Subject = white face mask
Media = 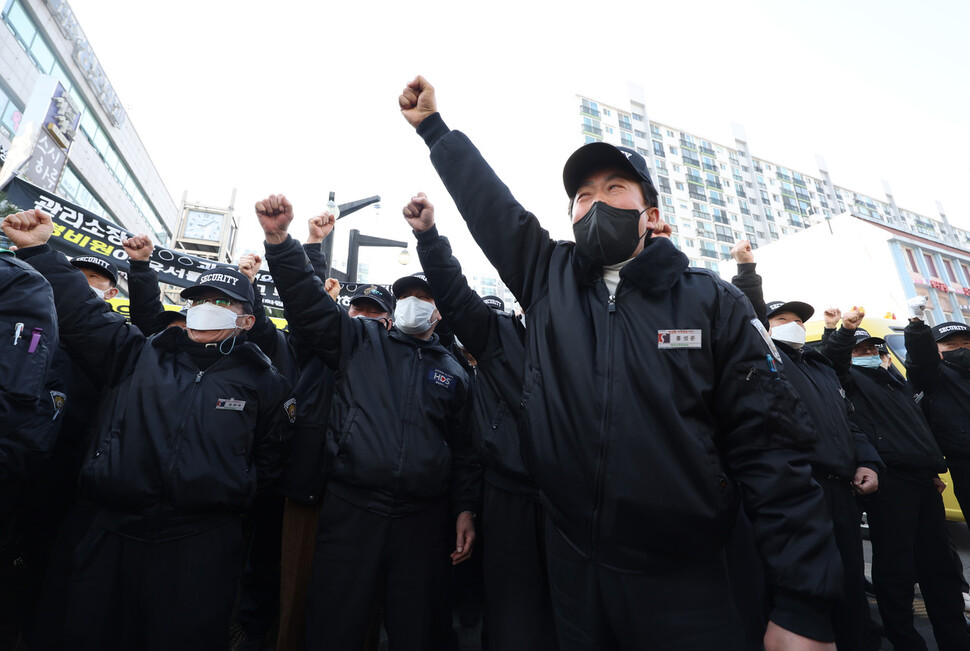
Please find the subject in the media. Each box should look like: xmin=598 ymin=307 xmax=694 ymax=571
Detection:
xmin=394 ymin=296 xmax=437 ymax=335
xmin=90 ymin=285 xmax=106 ymax=300
xmin=186 ymin=303 xmax=240 ymax=331
xmin=770 ymin=320 xmax=806 ymax=349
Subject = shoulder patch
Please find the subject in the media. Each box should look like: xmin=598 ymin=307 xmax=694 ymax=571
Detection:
xmin=50 ymin=390 xmax=67 ymax=420
xmin=284 ymin=398 xmax=297 ymax=423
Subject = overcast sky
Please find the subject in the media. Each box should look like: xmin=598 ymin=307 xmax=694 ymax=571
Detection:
xmin=66 ymin=0 xmax=970 ymax=283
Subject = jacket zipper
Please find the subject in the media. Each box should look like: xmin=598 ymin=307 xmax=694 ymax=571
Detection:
xmin=589 ymin=289 xmax=617 ymax=555
xmin=164 ymin=359 xmax=225 ymax=496
xmin=393 ymin=347 xmax=422 ymax=505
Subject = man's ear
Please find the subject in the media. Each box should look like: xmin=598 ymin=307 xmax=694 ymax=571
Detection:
xmin=237 ymin=314 xmax=257 ymax=331
xmin=104 ymin=287 xmax=119 ymax=300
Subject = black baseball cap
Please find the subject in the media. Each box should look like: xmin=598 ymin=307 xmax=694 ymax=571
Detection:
xmin=71 ymin=255 xmax=118 ymax=284
xmin=181 ymin=268 xmax=255 ymax=305
xmin=350 ymin=284 xmax=394 ymax=314
xmin=766 ymin=300 xmax=815 ymax=323
xmin=481 ymin=295 xmax=505 ymax=312
xmin=932 ymin=321 xmax=970 ymax=342
xmin=853 ymin=328 xmax=885 ymax=347
xmin=157 ymin=306 xmax=188 ymax=327
xmin=392 ymin=273 xmax=433 ymax=300
xmin=562 ymin=142 xmax=656 ymax=199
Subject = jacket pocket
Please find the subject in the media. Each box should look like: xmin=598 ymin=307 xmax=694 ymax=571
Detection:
xmin=743 ymin=367 xmax=815 ymax=450
xmin=336 ymin=407 xmax=360 ymax=454
xmin=0 ymin=317 xmax=51 ymax=401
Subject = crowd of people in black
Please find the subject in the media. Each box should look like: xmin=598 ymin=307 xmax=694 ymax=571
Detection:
xmin=3 ymin=75 xmax=970 ymax=651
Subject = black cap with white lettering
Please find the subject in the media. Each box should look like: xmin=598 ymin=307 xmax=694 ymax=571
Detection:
xmin=562 ymin=142 xmax=656 ymax=199
xmin=766 ymin=300 xmax=815 ymax=323
xmin=180 ymin=268 xmax=255 ymax=305
xmin=71 ymin=255 xmax=118 ymax=285
xmin=853 ymin=328 xmax=886 ymax=347
xmin=481 ymin=295 xmax=506 ymax=312
xmin=350 ymin=284 xmax=395 ymax=315
xmin=932 ymin=321 xmax=970 ymax=342
xmin=392 ymin=273 xmax=434 ymax=300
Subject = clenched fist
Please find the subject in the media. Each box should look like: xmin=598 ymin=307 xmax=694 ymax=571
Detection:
xmin=307 ymin=212 xmax=335 ymax=244
xmin=399 ymin=76 xmax=437 ymax=129
xmin=2 ymin=209 xmax=54 ymax=249
xmin=255 ymin=194 xmax=294 ymax=245
xmin=731 ymin=240 xmax=754 ymax=264
xmin=238 ymin=253 xmax=262 ymax=282
xmin=403 ymin=193 xmax=435 ymax=233
xmin=122 ymin=234 xmax=154 ymax=262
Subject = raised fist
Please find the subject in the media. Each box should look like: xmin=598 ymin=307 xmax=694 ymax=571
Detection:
xmin=238 ymin=252 xmax=262 ymax=282
xmin=255 ymin=194 xmax=294 ymax=245
xmin=842 ymin=308 xmax=864 ymax=330
xmin=122 ymin=234 xmax=154 ymax=262
xmin=907 ymin=296 xmax=927 ymax=322
xmin=403 ymin=193 xmax=435 ymax=233
xmin=324 ymin=277 xmax=341 ymax=301
xmin=823 ymin=307 xmax=841 ymax=329
xmin=307 ymin=212 xmax=335 ymax=244
xmin=731 ymin=240 xmax=754 ymax=264
xmin=1 ymin=209 xmax=54 ymax=249
xmin=399 ymin=76 xmax=437 ymax=129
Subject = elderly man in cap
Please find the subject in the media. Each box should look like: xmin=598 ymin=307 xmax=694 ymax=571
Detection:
xmin=823 ymin=308 xmax=970 ymax=650
xmin=256 ymin=194 xmax=480 ymax=651
xmin=730 ymin=241 xmax=882 ymax=650
xmin=905 ymin=298 xmax=970 ymax=528
xmin=400 ymin=75 xmax=843 ymax=650
xmin=70 ymin=253 xmax=119 ymax=301
xmin=2 ymin=208 xmax=293 ymax=651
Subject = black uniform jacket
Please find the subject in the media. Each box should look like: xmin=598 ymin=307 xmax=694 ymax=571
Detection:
xmin=415 ymin=226 xmax=536 ymax=499
xmin=731 ymin=263 xmax=883 ymax=477
xmin=0 ymin=251 xmax=59 ymax=484
xmin=823 ymin=325 xmax=945 ymax=476
xmin=416 ymin=113 xmax=843 ymax=630
xmin=18 ymin=245 xmax=293 ymax=535
xmin=905 ymin=320 xmax=970 ymax=460
xmin=265 ymin=235 xmax=481 ymax=517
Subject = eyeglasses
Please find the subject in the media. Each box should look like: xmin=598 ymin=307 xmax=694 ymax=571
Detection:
xmin=188 ymin=297 xmax=235 ymax=308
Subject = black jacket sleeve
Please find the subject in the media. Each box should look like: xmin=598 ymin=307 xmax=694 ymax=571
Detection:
xmin=17 ymin=245 xmax=145 ymax=388
xmin=713 ymin=291 xmax=842 ymax=640
xmin=252 ymin=372 xmax=295 ymax=491
xmin=415 ymin=225 xmax=497 ymax=361
xmin=850 ymin=417 xmax=884 ymax=472
xmin=730 ymin=262 xmax=767 ymax=326
xmin=448 ymin=390 xmax=483 ymax=517
xmin=246 ymin=278 xmax=281 ymax=360
xmin=903 ymin=320 xmax=941 ymax=395
xmin=264 ymin=235 xmax=360 ymax=369
xmin=303 ymin=242 xmax=330 ymax=284
xmin=418 ymin=112 xmax=556 ymax=311
xmin=821 ymin=326 xmax=857 ymax=390
xmin=126 ymin=259 xmax=165 ymax=336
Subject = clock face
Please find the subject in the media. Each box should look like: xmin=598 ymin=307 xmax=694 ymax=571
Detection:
xmin=183 ymin=210 xmax=224 ymax=242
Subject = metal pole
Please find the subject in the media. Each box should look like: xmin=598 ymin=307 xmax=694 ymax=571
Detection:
xmin=347 ymin=229 xmax=360 ymax=283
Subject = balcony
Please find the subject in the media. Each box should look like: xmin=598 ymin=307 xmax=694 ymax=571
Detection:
xmin=713 ymin=214 xmax=730 ymax=225
xmin=683 ymin=157 xmax=702 ymax=168
xmin=619 ymin=121 xmax=633 ymax=132
xmin=716 ymin=233 xmax=734 ymax=243
xmin=582 ymin=125 xmax=603 ymax=136
xmin=703 ymin=163 xmax=718 ymax=172
xmin=699 ymin=248 xmax=719 ymax=259
xmin=679 ymin=138 xmax=697 ymax=150
xmin=692 ymin=210 xmax=711 ymax=220
xmin=705 ymin=179 xmax=722 ymax=190
xmin=580 ymin=106 xmax=600 ymax=118
xmin=699 ymin=146 xmax=716 ymax=157
xmin=740 ymin=206 xmax=750 ymax=216
xmin=710 ymin=198 xmax=726 ymax=207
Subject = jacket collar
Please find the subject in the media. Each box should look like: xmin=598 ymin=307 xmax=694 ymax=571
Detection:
xmin=152 ymin=326 xmax=272 ymax=370
xmin=574 ymin=236 xmax=689 ymax=295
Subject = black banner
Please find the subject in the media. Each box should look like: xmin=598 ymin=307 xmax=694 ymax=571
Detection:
xmin=3 ymin=176 xmax=296 ymax=306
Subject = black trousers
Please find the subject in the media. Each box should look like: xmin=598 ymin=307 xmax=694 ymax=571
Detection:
xmin=815 ymin=475 xmax=872 ymax=651
xmin=544 ymin=518 xmax=744 ymax=651
xmin=36 ymin=508 xmax=243 ymax=651
xmin=304 ymin=493 xmax=451 ymax=651
xmin=864 ymin=471 xmax=970 ymax=651
xmin=481 ymin=484 xmax=558 ymax=651
xmin=237 ymin=491 xmax=285 ymax=639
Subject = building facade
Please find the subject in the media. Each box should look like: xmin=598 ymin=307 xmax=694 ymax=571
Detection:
xmin=0 ymin=0 xmax=176 ymax=245
xmin=576 ymin=86 xmax=968 ymax=278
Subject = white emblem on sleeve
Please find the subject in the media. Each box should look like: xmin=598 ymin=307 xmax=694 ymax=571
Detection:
xmin=750 ymin=319 xmax=781 ymax=361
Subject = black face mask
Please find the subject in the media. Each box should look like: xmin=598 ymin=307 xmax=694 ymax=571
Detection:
xmin=942 ymin=348 xmax=970 ymax=369
xmin=572 ymin=201 xmax=648 ymax=266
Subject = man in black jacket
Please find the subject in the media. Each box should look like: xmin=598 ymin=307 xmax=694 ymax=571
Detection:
xmin=400 ymin=75 xmax=842 ymax=650
xmin=256 ymin=194 xmax=481 ymax=651
xmin=905 ymin=297 xmax=970 ymax=530
xmin=730 ymin=241 xmax=882 ymax=650
xmin=405 ymin=192 xmax=557 ymax=650
xmin=822 ymin=308 xmax=970 ymax=650
xmin=3 ymin=208 xmax=293 ymax=651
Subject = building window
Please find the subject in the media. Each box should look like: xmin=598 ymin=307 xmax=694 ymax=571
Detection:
xmin=903 ymin=248 xmax=919 ymax=274
xmin=603 ymin=108 xmax=611 ymax=116
xmin=924 ymin=253 xmax=940 ymax=278
xmin=943 ymin=259 xmax=959 ymax=283
xmin=632 ymin=113 xmax=644 ymax=122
